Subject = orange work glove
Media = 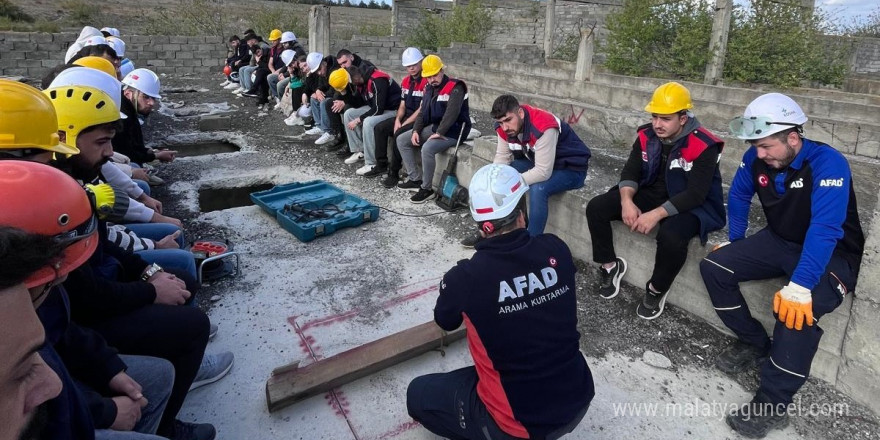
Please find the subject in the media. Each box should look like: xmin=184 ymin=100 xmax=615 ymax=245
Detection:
xmin=773 ymin=282 xmax=813 ymax=330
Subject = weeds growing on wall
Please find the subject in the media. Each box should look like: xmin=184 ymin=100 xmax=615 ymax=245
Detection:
xmin=843 ymin=6 xmax=880 ymax=38
xmin=249 ymin=5 xmax=307 ymax=40
xmin=0 ymin=0 xmax=31 ymax=22
xmin=603 ymin=0 xmax=851 ymax=87
xmin=603 ymin=0 xmax=713 ymax=81
xmin=404 ymin=0 xmax=494 ymax=51
xmin=0 ymin=0 xmax=57 ymax=32
xmin=551 ymin=32 xmax=580 ymax=62
xmin=60 ymin=0 xmax=98 ymax=26
xmin=335 ymin=21 xmax=392 ymax=41
xmin=144 ymin=0 xmax=234 ymax=42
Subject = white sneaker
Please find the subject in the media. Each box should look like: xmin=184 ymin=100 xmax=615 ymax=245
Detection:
xmin=355 ymin=164 xmax=374 ymax=175
xmin=284 ymin=115 xmax=305 ymax=126
xmin=315 ymin=132 xmax=334 ymax=145
xmin=223 ymin=82 xmax=240 ymax=90
xmin=344 ymin=152 xmax=364 ymax=164
xmin=232 ymin=87 xmax=244 ymax=95
xmin=220 ymin=80 xmax=230 ymax=87
xmin=304 ymin=126 xmax=323 ymax=136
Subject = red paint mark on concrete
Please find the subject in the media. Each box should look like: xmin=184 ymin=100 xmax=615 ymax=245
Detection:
xmin=567 ymin=104 xmax=585 ymax=125
xmin=368 ymin=420 xmax=422 ymax=440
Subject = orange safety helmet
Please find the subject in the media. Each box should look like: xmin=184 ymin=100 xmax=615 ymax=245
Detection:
xmin=223 ymin=65 xmax=232 ymax=76
xmin=0 ymin=161 xmax=99 ymax=288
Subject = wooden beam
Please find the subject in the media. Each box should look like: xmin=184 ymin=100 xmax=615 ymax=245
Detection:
xmin=266 ymin=321 xmax=466 ymax=412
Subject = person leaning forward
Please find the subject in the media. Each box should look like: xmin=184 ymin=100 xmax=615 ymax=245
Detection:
xmin=585 ymin=81 xmax=725 ymax=320
xmin=700 ymin=93 xmax=864 ymax=439
xmin=406 ymin=164 xmax=594 ymax=440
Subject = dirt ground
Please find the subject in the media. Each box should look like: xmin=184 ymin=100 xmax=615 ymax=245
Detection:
xmin=139 ymin=74 xmax=880 ymax=440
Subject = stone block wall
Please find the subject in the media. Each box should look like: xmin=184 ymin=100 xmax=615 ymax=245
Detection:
xmin=851 ymin=37 xmax=880 ymax=76
xmin=0 ymin=31 xmax=228 ymax=79
xmin=551 ymin=0 xmax=621 ymax=57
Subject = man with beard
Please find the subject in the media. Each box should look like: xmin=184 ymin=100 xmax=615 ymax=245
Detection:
xmin=585 ymin=82 xmax=724 ymax=320
xmin=112 ymin=68 xmax=175 ymax=167
xmin=700 ymin=93 xmax=864 ymax=438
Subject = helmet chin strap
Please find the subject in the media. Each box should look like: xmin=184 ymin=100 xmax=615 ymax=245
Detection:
xmin=479 ymin=209 xmax=522 ymax=236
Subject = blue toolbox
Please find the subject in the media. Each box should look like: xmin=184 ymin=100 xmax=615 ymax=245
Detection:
xmin=250 ymin=180 xmax=380 ymax=242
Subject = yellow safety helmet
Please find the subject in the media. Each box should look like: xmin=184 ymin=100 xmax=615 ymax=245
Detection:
xmin=44 ymin=85 xmax=121 ymax=149
xmin=421 ymin=54 xmax=444 ymax=77
xmin=329 ymin=68 xmax=350 ymax=92
xmin=0 ymin=79 xmax=79 ymax=156
xmin=644 ymin=82 xmax=693 ymax=114
xmin=73 ymin=56 xmax=119 ymax=79
xmin=269 ymin=29 xmax=282 ymax=41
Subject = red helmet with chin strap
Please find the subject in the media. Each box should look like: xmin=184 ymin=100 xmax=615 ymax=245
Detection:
xmin=0 ymin=161 xmax=98 ymax=288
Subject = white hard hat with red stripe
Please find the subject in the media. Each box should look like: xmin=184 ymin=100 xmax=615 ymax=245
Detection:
xmin=469 ymin=164 xmax=529 ymax=224
xmin=122 ymin=68 xmax=162 ymax=100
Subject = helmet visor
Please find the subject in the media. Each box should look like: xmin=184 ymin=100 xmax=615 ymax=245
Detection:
xmin=54 ymin=212 xmax=98 ymax=248
xmin=729 ymin=116 xmax=799 ymax=140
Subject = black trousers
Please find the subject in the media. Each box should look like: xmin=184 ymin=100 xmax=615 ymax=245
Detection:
xmin=252 ymin=66 xmax=271 ymax=103
xmin=90 ymin=304 xmax=210 ymax=437
xmin=372 ymin=118 xmax=412 ymax=171
xmin=585 ymin=187 xmax=701 ymax=292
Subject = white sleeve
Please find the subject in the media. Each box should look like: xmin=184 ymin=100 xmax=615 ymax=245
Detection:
xmin=101 ymin=162 xmax=144 ymax=199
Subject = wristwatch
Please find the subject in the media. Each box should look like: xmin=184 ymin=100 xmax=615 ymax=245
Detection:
xmin=141 ymin=263 xmax=163 ymax=281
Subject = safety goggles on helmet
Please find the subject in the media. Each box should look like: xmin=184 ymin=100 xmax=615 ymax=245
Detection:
xmin=729 ymin=116 xmax=801 ymax=140
xmin=53 ymin=211 xmax=99 ymax=249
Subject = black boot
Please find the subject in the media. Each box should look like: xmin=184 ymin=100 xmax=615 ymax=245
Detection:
xmin=726 ymin=393 xmax=789 ymax=438
xmin=715 ymin=340 xmax=769 ymax=374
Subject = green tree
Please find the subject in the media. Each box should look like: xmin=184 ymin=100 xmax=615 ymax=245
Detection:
xmin=602 ymin=0 xmax=713 ymax=81
xmin=724 ymin=0 xmax=850 ymax=87
xmin=405 ymin=0 xmax=494 ymax=51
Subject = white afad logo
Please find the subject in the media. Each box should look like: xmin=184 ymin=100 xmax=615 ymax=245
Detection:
xmin=498 ymin=267 xmax=558 ymax=302
xmin=820 ymin=178 xmax=844 ymax=187
xmin=790 ymin=178 xmax=804 ymax=189
xmin=668 ymin=158 xmax=693 ymax=171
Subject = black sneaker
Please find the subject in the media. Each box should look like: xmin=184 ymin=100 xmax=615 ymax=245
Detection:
xmin=636 ymin=283 xmax=670 ymax=320
xmin=242 ymin=92 xmax=258 ymax=98
xmin=335 ymin=147 xmax=352 ymax=157
xmin=461 ymin=232 xmax=483 ymax=248
xmin=410 ymin=188 xmax=435 ymax=204
xmin=596 ymin=257 xmax=627 ymax=299
xmin=381 ymin=173 xmax=400 ymax=188
xmin=726 ymin=394 xmax=790 ymax=439
xmin=397 ymin=179 xmax=422 ymax=191
xmin=172 ymin=420 xmax=216 ymax=440
xmin=363 ymin=165 xmax=387 ymax=178
xmin=716 ymin=340 xmax=769 ymax=375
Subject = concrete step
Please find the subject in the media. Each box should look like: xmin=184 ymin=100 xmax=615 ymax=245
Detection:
xmin=447 ymin=64 xmax=880 ymax=160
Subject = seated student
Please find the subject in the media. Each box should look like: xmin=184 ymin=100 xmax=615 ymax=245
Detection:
xmin=269 ymin=31 xmax=304 ymax=105
xmin=64 ymin=26 xmax=103 ymax=63
xmin=373 ymin=47 xmax=426 ymax=186
xmin=0 ymin=161 xmax=176 ymax=440
xmin=69 ymin=36 xmax=120 ymax=70
xmin=246 ymin=29 xmax=283 ymax=107
xmin=340 ymin=64 xmax=401 ymax=176
xmin=325 ymin=67 xmax=367 ymax=157
xmin=304 ymin=53 xmax=339 ymax=146
xmin=407 ymin=164 xmax=594 ymax=440
xmin=221 ymin=35 xmax=249 ymax=89
xmin=585 ymin=82 xmax=724 ymax=320
xmin=282 ymin=53 xmax=311 ymax=126
xmin=397 ymin=55 xmax=470 ymax=204
xmin=233 ymin=33 xmax=265 ymax=96
xmin=487 ymin=95 xmax=591 ymax=238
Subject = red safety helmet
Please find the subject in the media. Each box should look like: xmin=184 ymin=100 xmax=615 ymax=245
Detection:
xmin=223 ymin=65 xmax=232 ymax=76
xmin=0 ymin=161 xmax=99 ymax=288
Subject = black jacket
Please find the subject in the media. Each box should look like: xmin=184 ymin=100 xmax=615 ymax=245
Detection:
xmin=112 ymin=97 xmax=155 ymax=165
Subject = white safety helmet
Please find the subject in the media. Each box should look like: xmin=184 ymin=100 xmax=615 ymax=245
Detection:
xmin=297 ymin=104 xmax=311 ymax=118
xmin=468 ymin=164 xmax=528 ymax=233
xmin=101 ymin=27 xmax=121 ymax=37
xmin=306 ymin=52 xmax=323 ymax=74
xmin=83 ymin=35 xmax=107 ymax=47
xmin=280 ymin=49 xmax=296 ymax=67
xmin=106 ymin=36 xmax=125 ymax=57
xmin=401 ymin=47 xmax=424 ymax=67
xmin=78 ymin=26 xmax=102 ymax=41
xmin=119 ymin=58 xmax=135 ymax=78
xmin=49 ymin=67 xmax=126 ymax=119
xmin=730 ymin=93 xmax=808 ymax=140
xmin=122 ymin=68 xmax=162 ymax=100
xmin=281 ymin=31 xmax=296 ymax=43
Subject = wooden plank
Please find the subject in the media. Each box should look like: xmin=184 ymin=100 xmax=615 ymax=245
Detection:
xmin=266 ymin=321 xmax=466 ymax=412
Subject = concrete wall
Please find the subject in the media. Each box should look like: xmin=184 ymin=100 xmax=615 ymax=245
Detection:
xmin=550 ymin=0 xmax=621 ymax=57
xmin=851 ymin=37 xmax=880 ymax=76
xmin=0 ymin=31 xmax=227 ymax=78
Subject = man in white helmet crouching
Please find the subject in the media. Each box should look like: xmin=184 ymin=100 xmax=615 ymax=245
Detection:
xmin=406 ymin=163 xmax=594 ymax=440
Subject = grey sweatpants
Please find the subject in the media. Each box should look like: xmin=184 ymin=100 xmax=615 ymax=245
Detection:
xmin=398 ymin=126 xmax=457 ymax=189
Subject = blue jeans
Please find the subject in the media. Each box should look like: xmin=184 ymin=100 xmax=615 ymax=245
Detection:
xmin=92 ymin=354 xmax=173 ymax=439
xmin=268 ymin=73 xmax=281 ymax=99
xmin=511 ymin=159 xmax=587 ymax=236
xmin=124 ymin=223 xmax=198 ymax=291
xmin=310 ymin=97 xmax=330 ymax=132
xmin=238 ymin=65 xmax=257 ymax=90
xmin=133 ymin=179 xmax=151 ymax=196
